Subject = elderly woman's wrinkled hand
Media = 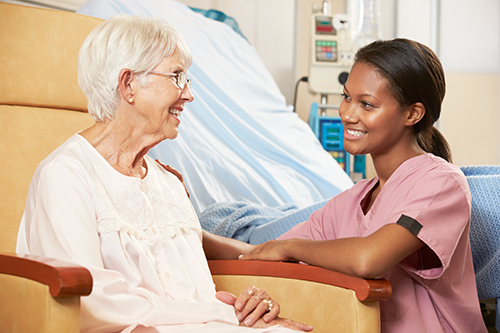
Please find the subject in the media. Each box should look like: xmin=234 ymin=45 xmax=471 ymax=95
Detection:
xmin=155 ymin=159 xmax=190 ymax=198
xmin=216 ymin=286 xmax=313 ymax=331
xmin=216 ymin=286 xmax=281 ymax=326
xmin=216 ymin=287 xmax=313 ymax=331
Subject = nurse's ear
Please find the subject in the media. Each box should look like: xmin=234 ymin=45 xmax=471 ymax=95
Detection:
xmin=405 ymin=102 xmax=425 ymax=127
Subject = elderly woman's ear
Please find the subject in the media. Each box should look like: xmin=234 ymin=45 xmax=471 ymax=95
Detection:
xmin=118 ymin=68 xmax=135 ymax=104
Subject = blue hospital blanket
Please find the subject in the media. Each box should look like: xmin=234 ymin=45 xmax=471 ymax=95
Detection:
xmin=199 ymin=200 xmax=328 ymax=244
xmin=77 ymin=0 xmax=353 ymax=216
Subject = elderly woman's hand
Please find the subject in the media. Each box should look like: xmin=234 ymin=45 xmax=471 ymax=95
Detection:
xmin=216 ymin=286 xmax=278 ymax=326
xmin=155 ymin=159 xmax=190 ymax=198
xmin=216 ymin=288 xmax=313 ymax=331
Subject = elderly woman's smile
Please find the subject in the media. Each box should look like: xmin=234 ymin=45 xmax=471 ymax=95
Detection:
xmin=169 ymin=108 xmax=182 ymax=117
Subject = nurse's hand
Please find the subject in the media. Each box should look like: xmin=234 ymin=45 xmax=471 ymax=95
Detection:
xmin=155 ymin=159 xmax=190 ymax=198
xmin=238 ymin=239 xmax=297 ymax=262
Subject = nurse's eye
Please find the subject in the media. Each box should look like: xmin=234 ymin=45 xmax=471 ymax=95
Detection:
xmin=361 ymin=101 xmax=374 ymax=108
xmin=341 ymin=92 xmax=351 ymax=101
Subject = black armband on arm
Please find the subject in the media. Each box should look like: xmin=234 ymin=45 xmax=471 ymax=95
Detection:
xmin=397 ymin=214 xmax=423 ymax=236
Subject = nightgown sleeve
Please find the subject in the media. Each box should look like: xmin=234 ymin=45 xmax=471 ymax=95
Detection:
xmin=18 ymin=159 xmax=238 ymax=332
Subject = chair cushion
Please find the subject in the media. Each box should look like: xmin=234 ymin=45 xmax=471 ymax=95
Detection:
xmin=0 ymin=105 xmax=94 ymax=252
xmin=0 ymin=3 xmax=102 ymax=110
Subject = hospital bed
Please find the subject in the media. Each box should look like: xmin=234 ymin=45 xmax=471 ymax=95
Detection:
xmin=0 ymin=1 xmax=391 ymax=332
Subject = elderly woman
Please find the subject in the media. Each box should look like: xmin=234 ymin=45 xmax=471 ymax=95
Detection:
xmin=16 ymin=14 xmax=311 ymax=333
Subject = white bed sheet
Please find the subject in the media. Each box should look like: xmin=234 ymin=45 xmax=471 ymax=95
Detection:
xmin=77 ymin=0 xmax=353 ymax=215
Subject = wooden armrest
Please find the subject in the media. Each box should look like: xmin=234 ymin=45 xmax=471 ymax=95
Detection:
xmin=208 ymin=260 xmax=391 ymax=302
xmin=0 ymin=252 xmax=92 ymax=297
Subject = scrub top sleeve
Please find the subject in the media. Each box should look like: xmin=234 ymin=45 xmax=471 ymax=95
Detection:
xmin=396 ymin=172 xmax=471 ymax=278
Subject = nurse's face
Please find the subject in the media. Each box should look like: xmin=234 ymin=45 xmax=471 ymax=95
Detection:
xmin=338 ymin=62 xmax=411 ymax=159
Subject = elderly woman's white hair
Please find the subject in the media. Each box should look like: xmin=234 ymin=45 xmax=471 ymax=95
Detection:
xmin=78 ymin=14 xmax=193 ymax=122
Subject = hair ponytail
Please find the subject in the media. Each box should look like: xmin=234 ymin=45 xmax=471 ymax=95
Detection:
xmin=417 ymin=127 xmax=452 ymax=163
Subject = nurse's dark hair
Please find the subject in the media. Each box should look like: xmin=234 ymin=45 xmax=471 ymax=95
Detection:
xmin=354 ymin=38 xmax=452 ymax=163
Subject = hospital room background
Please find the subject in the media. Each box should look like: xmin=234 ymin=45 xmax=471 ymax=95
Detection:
xmin=5 ymin=0 xmax=499 ymax=171
xmin=3 ymin=0 xmax=499 ymax=245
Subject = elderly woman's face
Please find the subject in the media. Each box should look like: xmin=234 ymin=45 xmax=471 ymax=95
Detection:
xmin=133 ymin=49 xmax=194 ymax=141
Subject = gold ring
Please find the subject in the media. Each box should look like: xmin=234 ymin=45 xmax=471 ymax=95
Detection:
xmin=263 ymin=299 xmax=273 ymax=312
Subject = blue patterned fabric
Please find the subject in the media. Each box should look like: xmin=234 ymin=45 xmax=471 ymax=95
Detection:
xmin=461 ymin=166 xmax=500 ymax=299
xmin=460 ymin=165 xmax=500 ymax=332
xmin=248 ymin=200 xmax=328 ymax=244
xmin=199 ymin=200 xmax=328 ymax=244
xmin=199 ymin=202 xmax=299 ymax=243
xmin=461 ymin=165 xmax=500 ymax=177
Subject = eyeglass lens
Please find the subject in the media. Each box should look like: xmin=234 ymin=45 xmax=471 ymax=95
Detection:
xmin=176 ymin=72 xmax=192 ymax=89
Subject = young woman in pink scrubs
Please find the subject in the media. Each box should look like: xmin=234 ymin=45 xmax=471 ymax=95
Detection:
xmin=240 ymin=39 xmax=487 ymax=332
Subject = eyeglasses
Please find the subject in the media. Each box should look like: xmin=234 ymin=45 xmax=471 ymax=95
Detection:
xmin=147 ymin=71 xmax=192 ymax=90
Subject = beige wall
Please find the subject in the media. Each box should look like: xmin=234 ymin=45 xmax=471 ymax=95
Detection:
xmin=441 ymin=73 xmax=500 ymax=166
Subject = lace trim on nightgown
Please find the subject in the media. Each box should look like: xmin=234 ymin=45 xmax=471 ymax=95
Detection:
xmin=88 ymin=164 xmax=201 ymax=241
xmin=96 ymin=217 xmax=201 ymax=241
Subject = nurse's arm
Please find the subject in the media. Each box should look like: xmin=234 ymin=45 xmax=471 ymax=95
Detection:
xmin=202 ymin=230 xmax=255 ymax=260
xmin=240 ymin=223 xmax=424 ymax=279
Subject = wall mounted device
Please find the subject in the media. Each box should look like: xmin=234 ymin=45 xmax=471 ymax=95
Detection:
xmin=308 ymin=103 xmax=365 ymax=181
xmin=308 ymin=13 xmax=353 ymax=95
xmin=305 ymin=1 xmax=368 ymax=182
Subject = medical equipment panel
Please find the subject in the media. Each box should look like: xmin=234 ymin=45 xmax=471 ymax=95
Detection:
xmin=309 ymin=13 xmax=352 ymax=95
xmin=309 ymin=103 xmax=365 ymax=181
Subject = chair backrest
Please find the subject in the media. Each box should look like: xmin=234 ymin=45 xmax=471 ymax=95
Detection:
xmin=0 ymin=3 xmax=102 ymax=252
xmin=461 ymin=165 xmax=500 ymax=300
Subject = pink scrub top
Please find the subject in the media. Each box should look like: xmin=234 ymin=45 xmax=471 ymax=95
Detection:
xmin=278 ymin=154 xmax=487 ymax=333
